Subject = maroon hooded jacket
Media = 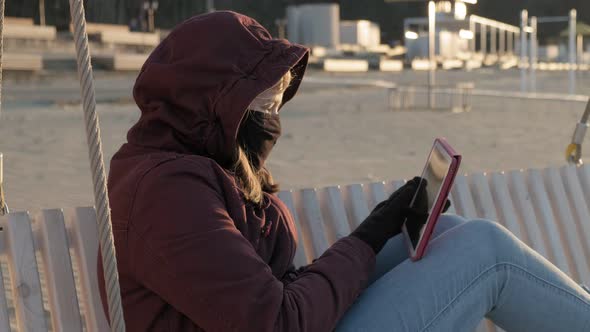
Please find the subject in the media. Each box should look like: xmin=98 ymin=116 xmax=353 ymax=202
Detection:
xmin=99 ymin=11 xmax=376 ymax=331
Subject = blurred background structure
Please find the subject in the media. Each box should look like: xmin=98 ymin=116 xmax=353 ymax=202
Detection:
xmin=0 ymin=0 xmax=589 ymax=211
xmin=3 ymin=1 xmax=590 ymax=84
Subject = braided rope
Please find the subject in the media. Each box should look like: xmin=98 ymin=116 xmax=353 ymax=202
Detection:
xmin=68 ymin=1 xmax=125 ymax=330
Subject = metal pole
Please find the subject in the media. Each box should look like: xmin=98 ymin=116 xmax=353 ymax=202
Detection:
xmin=499 ymin=28 xmax=505 ymax=56
xmin=206 ymin=0 xmax=215 ymax=13
xmin=428 ymin=1 xmax=436 ymax=109
xmin=490 ymin=26 xmax=497 ymax=56
xmin=275 ymin=19 xmax=286 ymax=39
xmin=577 ymin=34 xmax=583 ymax=66
xmin=569 ymin=9 xmax=577 ymax=95
xmin=530 ymin=16 xmax=537 ymax=92
xmin=481 ymin=24 xmax=487 ymax=55
xmin=0 ymin=153 xmax=7 ymax=216
xmin=520 ymin=10 xmax=528 ymax=93
xmin=469 ymin=18 xmax=476 ymax=53
xmin=148 ymin=8 xmax=154 ymax=32
xmin=39 ymin=0 xmax=46 ymax=26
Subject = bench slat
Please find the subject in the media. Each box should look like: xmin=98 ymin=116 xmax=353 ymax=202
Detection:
xmin=70 ymin=208 xmax=110 ymax=332
xmin=578 ymin=164 xmax=590 ymax=203
xmin=385 ymin=179 xmax=405 ymax=196
xmin=544 ymin=167 xmax=590 ymax=283
xmin=343 ymin=184 xmax=370 ymax=228
xmin=561 ymin=166 xmax=590 ymax=263
xmin=278 ymin=191 xmax=309 ymax=267
xmin=508 ymin=170 xmax=549 ymax=260
xmin=451 ymin=175 xmax=477 ymax=219
xmin=5 ymin=212 xmax=48 ymax=332
xmin=299 ymin=189 xmax=330 ymax=258
xmin=367 ymin=182 xmax=386 ymax=210
xmin=470 ymin=173 xmax=498 ymax=221
xmin=527 ymin=169 xmax=573 ymax=277
xmin=39 ymin=209 xmax=83 ymax=331
xmin=0 ymin=217 xmax=12 ymax=332
xmin=468 ymin=175 xmax=507 ymax=332
xmin=489 ymin=172 xmax=524 ymax=239
xmin=319 ymin=186 xmax=352 ymax=243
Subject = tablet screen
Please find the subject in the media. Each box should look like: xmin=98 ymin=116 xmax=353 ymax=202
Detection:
xmin=406 ymin=143 xmax=452 ymax=249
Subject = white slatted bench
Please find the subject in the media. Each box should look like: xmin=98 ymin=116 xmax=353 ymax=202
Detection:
xmin=1 ymin=164 xmax=589 ymax=331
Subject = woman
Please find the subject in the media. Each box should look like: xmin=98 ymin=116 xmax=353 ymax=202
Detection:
xmin=99 ymin=11 xmax=590 ymax=331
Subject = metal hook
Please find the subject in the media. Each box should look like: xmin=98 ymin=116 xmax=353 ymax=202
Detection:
xmin=0 ymin=153 xmax=8 ymax=216
xmin=566 ymin=99 xmax=590 ymax=166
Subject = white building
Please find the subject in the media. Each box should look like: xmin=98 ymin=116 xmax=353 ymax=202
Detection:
xmin=340 ymin=20 xmax=381 ymax=48
xmin=287 ymin=3 xmax=340 ymax=48
xmin=286 ymin=2 xmax=381 ymax=50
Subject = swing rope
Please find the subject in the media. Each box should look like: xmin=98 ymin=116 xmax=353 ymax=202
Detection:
xmin=68 ymin=0 xmax=125 ymax=330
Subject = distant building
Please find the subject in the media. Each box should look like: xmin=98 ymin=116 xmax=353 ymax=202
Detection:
xmin=340 ymin=20 xmax=381 ymax=48
xmin=286 ymin=2 xmax=381 ymax=50
xmin=403 ymin=1 xmax=519 ymax=62
xmin=287 ymin=2 xmax=340 ymax=48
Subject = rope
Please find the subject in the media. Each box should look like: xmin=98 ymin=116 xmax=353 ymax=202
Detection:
xmin=0 ymin=0 xmax=7 ymax=217
xmin=68 ymin=1 xmax=125 ymax=330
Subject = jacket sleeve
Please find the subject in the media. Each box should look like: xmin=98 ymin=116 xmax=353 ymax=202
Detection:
xmin=129 ymin=158 xmax=376 ymax=332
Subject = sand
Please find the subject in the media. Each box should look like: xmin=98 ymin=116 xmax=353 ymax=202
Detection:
xmin=0 ymin=69 xmax=588 ymax=211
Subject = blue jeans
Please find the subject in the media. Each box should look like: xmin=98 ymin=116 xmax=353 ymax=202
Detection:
xmin=336 ymin=215 xmax=590 ymax=332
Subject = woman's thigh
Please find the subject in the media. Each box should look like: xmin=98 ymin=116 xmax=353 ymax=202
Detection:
xmin=336 ymin=219 xmax=590 ymax=332
xmin=370 ymin=214 xmax=467 ymax=284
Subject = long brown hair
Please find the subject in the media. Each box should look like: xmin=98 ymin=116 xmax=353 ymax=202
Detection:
xmin=233 ymin=146 xmax=279 ymax=204
xmin=233 ymin=72 xmax=292 ymax=205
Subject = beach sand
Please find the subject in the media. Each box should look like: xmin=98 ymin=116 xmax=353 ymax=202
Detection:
xmin=0 ymin=69 xmax=588 ymax=211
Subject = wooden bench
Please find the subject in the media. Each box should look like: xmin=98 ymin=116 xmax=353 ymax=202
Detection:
xmin=92 ymin=53 xmax=149 ymax=71
xmin=5 ymin=17 xmax=34 ymax=26
xmin=3 ymin=53 xmax=43 ymax=72
xmin=93 ymin=31 xmax=160 ymax=50
xmin=4 ymin=24 xmax=56 ymax=42
xmin=69 ymin=22 xmax=129 ymax=35
xmin=1 ymin=164 xmax=589 ymax=331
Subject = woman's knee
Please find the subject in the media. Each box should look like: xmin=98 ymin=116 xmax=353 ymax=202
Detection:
xmin=432 ymin=214 xmax=467 ymax=238
xmin=438 ymin=214 xmax=467 ymax=229
xmin=455 ymin=219 xmax=524 ymax=263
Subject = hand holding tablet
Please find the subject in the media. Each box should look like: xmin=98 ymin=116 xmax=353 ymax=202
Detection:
xmin=402 ymin=138 xmax=462 ymax=261
xmin=350 ymin=138 xmax=460 ymax=259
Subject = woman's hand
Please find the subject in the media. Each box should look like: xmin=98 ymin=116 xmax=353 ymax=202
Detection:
xmin=351 ymin=177 xmax=425 ymax=254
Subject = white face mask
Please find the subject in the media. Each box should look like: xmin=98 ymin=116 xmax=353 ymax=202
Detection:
xmin=248 ymin=72 xmax=291 ymax=115
xmin=248 ymin=87 xmax=284 ymax=115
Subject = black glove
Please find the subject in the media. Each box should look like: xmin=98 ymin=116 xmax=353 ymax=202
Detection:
xmin=403 ymin=180 xmax=452 ymax=241
xmin=351 ymin=177 xmax=424 ymax=254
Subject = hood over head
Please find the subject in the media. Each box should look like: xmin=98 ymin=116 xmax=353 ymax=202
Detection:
xmin=128 ymin=11 xmax=309 ymax=167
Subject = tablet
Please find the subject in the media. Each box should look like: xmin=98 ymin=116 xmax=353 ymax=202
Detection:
xmin=402 ymin=138 xmax=461 ymax=261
